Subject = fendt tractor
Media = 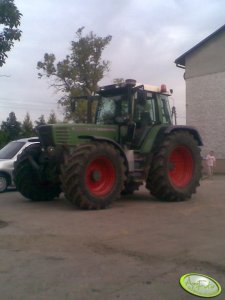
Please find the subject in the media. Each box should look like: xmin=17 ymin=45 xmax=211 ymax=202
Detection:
xmin=14 ymin=79 xmax=203 ymax=209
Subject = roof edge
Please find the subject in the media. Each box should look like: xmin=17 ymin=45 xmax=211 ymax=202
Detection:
xmin=175 ymin=24 xmax=225 ymax=68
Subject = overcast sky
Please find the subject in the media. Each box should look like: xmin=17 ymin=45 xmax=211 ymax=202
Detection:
xmin=1 ymin=0 xmax=225 ymax=124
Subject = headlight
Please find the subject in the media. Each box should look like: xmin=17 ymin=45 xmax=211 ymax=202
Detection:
xmin=47 ymin=146 xmax=55 ymax=155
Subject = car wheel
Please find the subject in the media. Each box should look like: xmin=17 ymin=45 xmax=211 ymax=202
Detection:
xmin=0 ymin=174 xmax=8 ymax=193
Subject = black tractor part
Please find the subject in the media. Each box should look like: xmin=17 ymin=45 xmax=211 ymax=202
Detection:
xmin=121 ymin=180 xmax=142 ymax=195
xmin=14 ymin=144 xmax=61 ymax=201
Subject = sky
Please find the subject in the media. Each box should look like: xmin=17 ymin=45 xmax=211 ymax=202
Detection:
xmin=1 ymin=0 xmax=225 ymax=125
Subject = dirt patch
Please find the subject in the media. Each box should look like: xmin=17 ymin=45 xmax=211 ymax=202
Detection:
xmin=0 ymin=220 xmax=8 ymax=228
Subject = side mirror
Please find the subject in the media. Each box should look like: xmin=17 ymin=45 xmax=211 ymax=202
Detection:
xmin=137 ymin=90 xmax=147 ymax=105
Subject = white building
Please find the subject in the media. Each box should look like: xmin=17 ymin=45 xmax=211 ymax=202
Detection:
xmin=175 ymin=24 xmax=225 ymax=173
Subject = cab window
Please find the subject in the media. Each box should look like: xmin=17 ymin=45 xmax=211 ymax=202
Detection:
xmin=134 ymin=92 xmax=157 ymax=126
xmin=160 ymin=96 xmax=172 ymax=124
xmin=96 ymin=95 xmax=129 ymax=124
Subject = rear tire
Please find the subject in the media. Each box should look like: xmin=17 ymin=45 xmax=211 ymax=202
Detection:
xmin=60 ymin=143 xmax=126 ymax=209
xmin=146 ymin=131 xmax=202 ymax=201
xmin=14 ymin=144 xmax=61 ymax=201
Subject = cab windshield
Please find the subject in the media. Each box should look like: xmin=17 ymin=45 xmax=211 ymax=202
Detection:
xmin=96 ymin=95 xmax=128 ymax=124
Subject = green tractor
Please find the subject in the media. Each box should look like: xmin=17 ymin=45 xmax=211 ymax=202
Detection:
xmin=14 ymin=79 xmax=202 ymax=209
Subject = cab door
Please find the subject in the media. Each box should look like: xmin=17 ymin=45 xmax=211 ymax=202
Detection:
xmin=132 ymin=91 xmax=158 ymax=148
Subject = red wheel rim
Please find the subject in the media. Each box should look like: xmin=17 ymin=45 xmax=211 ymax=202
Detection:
xmin=169 ymin=146 xmax=194 ymax=188
xmin=85 ymin=156 xmax=116 ymax=196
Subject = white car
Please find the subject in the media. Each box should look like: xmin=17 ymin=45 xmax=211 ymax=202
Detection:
xmin=0 ymin=137 xmax=40 ymax=192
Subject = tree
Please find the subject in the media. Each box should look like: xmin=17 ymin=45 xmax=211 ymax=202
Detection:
xmin=21 ymin=112 xmax=34 ymax=137
xmin=0 ymin=129 xmax=8 ymax=148
xmin=47 ymin=111 xmax=57 ymax=124
xmin=0 ymin=0 xmax=22 ymax=67
xmin=35 ymin=115 xmax=46 ymax=127
xmin=1 ymin=111 xmax=21 ymax=141
xmin=37 ymin=27 xmax=112 ymax=122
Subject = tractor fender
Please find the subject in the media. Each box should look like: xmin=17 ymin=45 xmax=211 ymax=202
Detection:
xmin=141 ymin=125 xmax=203 ymax=155
xmin=78 ymin=135 xmax=129 ymax=171
xmin=164 ymin=125 xmax=203 ymax=146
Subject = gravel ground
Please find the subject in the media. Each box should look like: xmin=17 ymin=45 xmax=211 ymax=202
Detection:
xmin=0 ymin=176 xmax=224 ymax=299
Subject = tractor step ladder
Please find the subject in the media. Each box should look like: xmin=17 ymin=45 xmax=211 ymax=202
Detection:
xmin=131 ymin=151 xmax=146 ymax=180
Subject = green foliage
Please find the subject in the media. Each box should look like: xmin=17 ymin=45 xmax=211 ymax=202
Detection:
xmin=0 ymin=112 xmax=63 ymax=148
xmin=0 ymin=0 xmax=22 ymax=66
xmin=0 ymin=129 xmax=8 ymax=148
xmin=37 ymin=27 xmax=112 ymax=122
xmin=1 ymin=111 xmax=21 ymax=142
xmin=35 ymin=115 xmax=46 ymax=127
xmin=47 ymin=111 xmax=57 ymax=124
xmin=21 ymin=112 xmax=35 ymax=137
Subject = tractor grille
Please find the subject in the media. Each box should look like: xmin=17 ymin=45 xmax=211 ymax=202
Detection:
xmin=55 ymin=127 xmax=70 ymax=144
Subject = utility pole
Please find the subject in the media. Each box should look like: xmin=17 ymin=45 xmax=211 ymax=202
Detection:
xmin=172 ymin=106 xmax=177 ymax=125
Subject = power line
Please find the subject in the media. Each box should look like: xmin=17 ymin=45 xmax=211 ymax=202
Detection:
xmin=0 ymin=103 xmax=57 ymax=109
xmin=0 ymin=98 xmax=58 ymax=107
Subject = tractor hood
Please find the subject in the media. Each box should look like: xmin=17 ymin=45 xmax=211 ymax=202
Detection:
xmin=38 ymin=123 xmax=118 ymax=147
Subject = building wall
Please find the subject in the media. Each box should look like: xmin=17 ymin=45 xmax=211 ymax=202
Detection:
xmin=186 ymin=71 xmax=225 ymax=173
xmin=185 ymin=32 xmax=225 ymax=79
xmin=184 ymin=30 xmax=225 ymax=172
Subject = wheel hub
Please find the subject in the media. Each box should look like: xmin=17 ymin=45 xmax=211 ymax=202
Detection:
xmin=91 ymin=170 xmax=102 ymax=182
xmin=85 ymin=156 xmax=116 ymax=196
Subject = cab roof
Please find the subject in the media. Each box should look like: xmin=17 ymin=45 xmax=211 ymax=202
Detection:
xmin=99 ymin=80 xmax=171 ymax=96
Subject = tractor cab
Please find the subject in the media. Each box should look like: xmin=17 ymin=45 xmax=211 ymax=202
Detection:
xmin=95 ymin=79 xmax=172 ymax=148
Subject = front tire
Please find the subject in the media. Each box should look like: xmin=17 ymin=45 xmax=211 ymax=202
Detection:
xmin=14 ymin=144 xmax=61 ymax=201
xmin=60 ymin=143 xmax=126 ymax=209
xmin=146 ymin=131 xmax=202 ymax=201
